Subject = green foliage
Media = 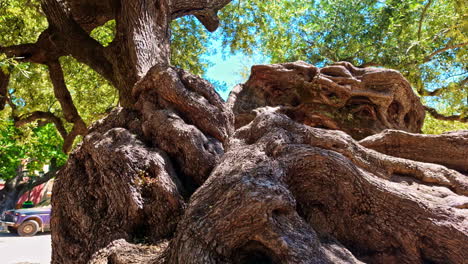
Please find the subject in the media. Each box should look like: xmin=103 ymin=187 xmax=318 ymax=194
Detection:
xmin=171 ymin=17 xmax=211 ymax=75
xmin=422 ymin=108 xmax=468 ymax=134
xmin=90 ymin=20 xmax=116 ymax=47
xmin=0 ymin=0 xmax=47 ymax=45
xmin=0 ymin=119 xmax=66 ymax=180
xmin=0 ymin=0 xmax=119 ymax=127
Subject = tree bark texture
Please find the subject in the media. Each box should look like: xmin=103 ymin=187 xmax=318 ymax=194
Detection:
xmin=0 ymin=71 xmax=9 ymax=111
xmin=166 ymin=111 xmax=467 ymax=264
xmin=52 ymin=67 xmax=233 ymax=263
xmin=227 ymin=61 xmax=426 ymax=140
xmin=13 ymin=0 xmax=462 ymax=263
xmin=52 ymin=60 xmax=467 ymax=263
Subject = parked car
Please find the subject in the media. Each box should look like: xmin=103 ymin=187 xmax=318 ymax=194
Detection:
xmin=0 ymin=207 xmax=51 ymax=236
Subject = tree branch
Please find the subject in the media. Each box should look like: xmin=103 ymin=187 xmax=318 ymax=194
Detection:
xmin=62 ymin=123 xmax=86 ymax=153
xmin=47 ymin=60 xmax=82 ymax=123
xmin=424 ymin=106 xmax=467 ymax=122
xmin=40 ymin=0 xmax=115 ymax=83
xmin=44 ymin=0 xmax=115 ymax=33
xmin=416 ymin=77 xmax=467 ymax=97
xmin=0 ymin=70 xmax=9 ymax=110
xmin=0 ymin=29 xmax=62 ymax=64
xmin=47 ymin=60 xmax=87 ymax=152
xmin=170 ymin=0 xmax=233 ymax=32
xmin=424 ymin=42 xmax=468 ymax=62
xmin=0 ymin=44 xmax=40 ymax=62
xmin=418 ymin=0 xmax=433 ymax=41
xmin=14 ymin=111 xmax=68 ymax=139
xmin=12 ymin=109 xmax=80 ymax=153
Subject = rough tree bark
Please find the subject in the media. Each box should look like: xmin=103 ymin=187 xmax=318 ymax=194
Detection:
xmin=227 ymin=61 xmax=426 ymax=140
xmin=166 ymin=110 xmax=467 ymax=264
xmin=53 ymin=67 xmax=467 ymax=262
xmin=360 ymin=129 xmax=468 ymax=173
xmin=0 ymin=70 xmax=9 ymax=111
xmin=1 ymin=0 xmax=466 ymax=264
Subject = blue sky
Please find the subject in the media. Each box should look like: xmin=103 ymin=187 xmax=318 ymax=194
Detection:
xmin=201 ymin=39 xmax=269 ymax=100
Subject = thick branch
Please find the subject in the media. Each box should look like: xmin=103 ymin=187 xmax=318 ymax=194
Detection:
xmin=0 ymin=70 xmax=9 ymax=110
xmin=1 ymin=30 xmax=114 ymax=84
xmin=62 ymin=122 xmax=86 ymax=153
xmin=117 ymin=0 xmax=171 ymax=77
xmin=360 ymin=130 xmax=468 ymax=173
xmin=43 ymin=0 xmax=233 ymax=33
xmin=15 ymin=111 xmax=67 ymax=139
xmin=47 ymin=60 xmax=87 ymax=152
xmin=53 ymin=0 xmax=115 ymax=33
xmin=170 ymin=0 xmax=232 ymax=17
xmin=170 ymin=0 xmax=232 ymax=31
xmin=0 ymin=43 xmax=50 ymax=64
xmin=424 ymin=42 xmax=468 ymax=62
xmin=108 ymin=0 xmax=173 ymax=107
xmin=0 ymin=43 xmax=37 ymax=61
xmin=41 ymin=0 xmax=115 ymax=83
xmin=47 ymin=61 xmax=83 ymax=124
xmin=417 ymin=77 xmax=467 ymax=97
xmin=41 ymin=0 xmax=74 ymax=33
xmin=424 ymin=105 xmax=467 ymax=122
xmin=0 ymin=29 xmax=64 ymax=64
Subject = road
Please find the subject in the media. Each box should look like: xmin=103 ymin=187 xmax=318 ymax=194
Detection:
xmin=0 ymin=232 xmax=51 ymax=264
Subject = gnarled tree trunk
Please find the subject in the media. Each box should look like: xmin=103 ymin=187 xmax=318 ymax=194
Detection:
xmin=52 ymin=60 xmax=468 ymax=264
xmin=5 ymin=0 xmax=462 ymax=263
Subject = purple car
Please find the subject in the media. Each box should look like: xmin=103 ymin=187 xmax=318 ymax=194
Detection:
xmin=0 ymin=207 xmax=51 ymax=236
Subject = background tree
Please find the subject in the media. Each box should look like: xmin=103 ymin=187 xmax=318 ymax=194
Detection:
xmin=0 ymin=116 xmax=66 ymax=213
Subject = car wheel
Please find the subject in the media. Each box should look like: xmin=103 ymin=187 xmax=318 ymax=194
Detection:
xmin=7 ymin=226 xmax=17 ymax=234
xmin=18 ymin=220 xmax=39 ymax=237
